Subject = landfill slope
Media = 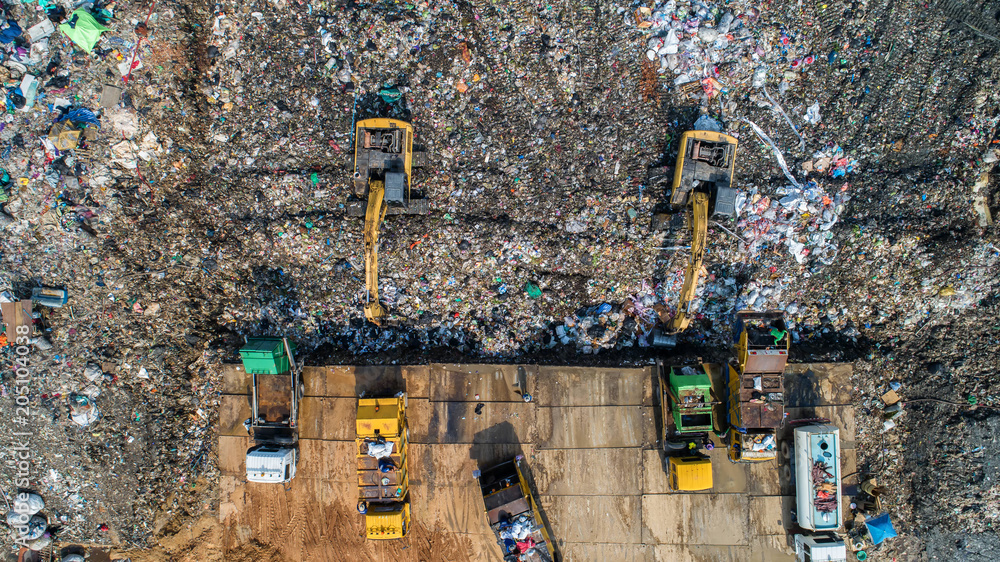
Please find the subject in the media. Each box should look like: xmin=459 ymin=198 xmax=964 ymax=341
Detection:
xmin=0 ymin=0 xmax=998 ymax=559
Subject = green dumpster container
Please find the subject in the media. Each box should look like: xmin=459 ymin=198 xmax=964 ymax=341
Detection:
xmin=669 ymin=366 xmax=714 ymax=433
xmin=239 ymin=338 xmax=296 ymax=374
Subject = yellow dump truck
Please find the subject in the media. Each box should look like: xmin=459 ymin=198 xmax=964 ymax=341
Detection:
xmin=726 ymin=311 xmax=789 ymax=462
xmin=476 ymin=456 xmax=555 ymax=562
xmin=356 ymin=394 xmax=410 ymax=539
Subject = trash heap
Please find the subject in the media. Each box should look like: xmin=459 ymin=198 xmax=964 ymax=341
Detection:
xmin=635 ymin=0 xmax=756 ymax=97
xmin=736 ymin=176 xmax=851 ymax=266
xmin=0 ymin=0 xmax=217 ymax=549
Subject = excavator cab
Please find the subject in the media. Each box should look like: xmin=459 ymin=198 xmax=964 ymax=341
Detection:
xmin=350 ymin=119 xmax=428 ymax=215
xmin=668 ymin=130 xmax=738 ymax=217
xmin=349 ymin=118 xmax=429 ymax=325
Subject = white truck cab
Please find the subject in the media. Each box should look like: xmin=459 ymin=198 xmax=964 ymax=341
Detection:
xmin=246 ymin=446 xmax=298 ymax=483
xmin=794 ymin=533 xmax=848 ymax=562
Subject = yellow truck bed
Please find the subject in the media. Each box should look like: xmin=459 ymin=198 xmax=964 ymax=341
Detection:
xmin=356 ymin=395 xmax=410 ymax=539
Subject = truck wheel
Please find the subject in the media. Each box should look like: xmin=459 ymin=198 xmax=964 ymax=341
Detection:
xmin=664 ymin=439 xmax=687 ymax=452
xmin=780 ymin=440 xmax=791 ymax=460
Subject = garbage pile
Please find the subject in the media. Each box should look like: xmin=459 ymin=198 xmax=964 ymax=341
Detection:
xmin=0 ymin=0 xmax=218 ymax=549
xmin=736 ymin=176 xmax=851 ymax=266
xmin=635 ymin=0 xmax=754 ymax=97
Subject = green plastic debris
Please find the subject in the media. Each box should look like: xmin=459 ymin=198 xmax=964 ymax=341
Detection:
xmin=524 ymin=283 xmax=542 ymax=299
xmin=379 ymin=86 xmax=402 ymax=104
xmin=968 ymin=395 xmax=979 ymax=405
xmin=310 ymin=172 xmax=319 ymax=186
xmin=770 ymin=328 xmax=788 ymax=344
xmin=59 ymin=9 xmax=109 ymax=53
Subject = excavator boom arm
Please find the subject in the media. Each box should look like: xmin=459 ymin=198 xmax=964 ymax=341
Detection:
xmin=669 ymin=191 xmax=709 ymax=332
xmin=363 ymin=180 xmax=388 ymax=325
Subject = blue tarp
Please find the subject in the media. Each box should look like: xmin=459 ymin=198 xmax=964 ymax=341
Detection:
xmin=57 ymin=107 xmax=101 ymax=128
xmin=866 ymin=513 xmax=897 ymax=545
xmin=0 ymin=19 xmax=22 ymax=44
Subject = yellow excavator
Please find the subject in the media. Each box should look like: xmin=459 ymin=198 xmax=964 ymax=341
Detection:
xmin=654 ymin=129 xmax=738 ymax=340
xmin=349 ymin=118 xmax=428 ymax=325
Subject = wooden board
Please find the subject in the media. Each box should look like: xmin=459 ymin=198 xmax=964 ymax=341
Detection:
xmin=784 ymin=363 xmax=854 ymax=407
xmin=218 ymin=435 xmax=250 ymax=476
xmin=305 ymin=365 xmax=406 ymax=397
xmin=746 ymin=457 xmax=783 ymax=496
xmin=412 ymin=479 xmax=491 ymax=535
xmin=533 ymin=366 xmax=651 ymax=406
xmin=403 ymin=365 xmax=430 ymax=399
xmin=841 ymin=447 xmax=859 ymax=489
xmin=651 ymin=545 xmax=752 ymax=562
xmin=298 ymin=397 xmax=359 ymax=441
xmin=563 ymin=543 xmax=652 ymax=562
xmin=298 ymin=440 xmax=357 ymax=483
xmin=408 ymin=398 xmax=536 ymax=444
xmin=429 ymin=364 xmax=529 ymax=402
xmin=219 ymin=394 xmax=251 ymax=437
xmin=535 ymin=406 xmax=655 ymax=449
xmin=221 ymin=364 xmax=406 ymax=398
xmin=408 ymin=443 xmax=528 ymax=488
xmin=531 ymin=448 xmax=642 ymax=496
xmin=747 ymin=535 xmax=796 ymax=561
xmin=641 ymin=494 xmax=749 ymax=545
xmin=539 ymin=494 xmax=641 ymax=544
xmin=0 ymin=300 xmax=33 ymax=340
xmin=221 ymin=363 xmax=247 ymax=395
xmin=747 ymin=495 xmax=794 ymax=537
xmin=651 ymin=541 xmax=795 ymax=562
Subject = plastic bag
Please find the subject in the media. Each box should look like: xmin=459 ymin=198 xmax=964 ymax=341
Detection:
xmin=804 ymin=102 xmax=822 ymax=125
xmin=14 ymin=493 xmax=45 ymax=515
